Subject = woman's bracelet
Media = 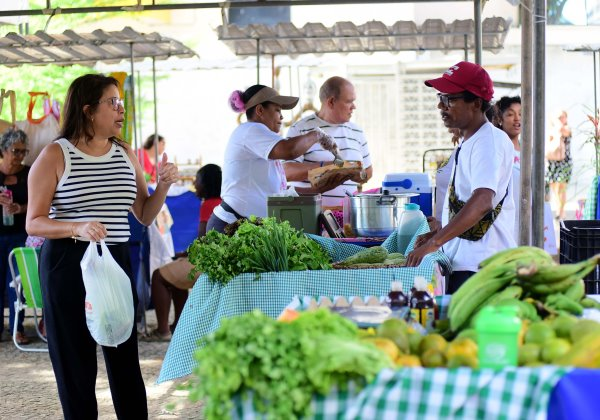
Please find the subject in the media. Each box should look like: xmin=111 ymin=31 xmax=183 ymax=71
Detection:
xmin=70 ymin=223 xmax=77 ymax=240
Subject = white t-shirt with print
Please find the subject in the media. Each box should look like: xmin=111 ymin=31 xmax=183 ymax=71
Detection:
xmin=441 ymin=122 xmax=516 ymax=272
xmin=213 ymin=122 xmax=286 ymax=223
xmin=285 ymin=113 xmax=372 ymax=207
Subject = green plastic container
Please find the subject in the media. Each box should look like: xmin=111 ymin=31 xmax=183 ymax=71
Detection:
xmin=267 ymin=195 xmax=322 ymax=235
xmin=475 ymin=306 xmax=522 ymax=369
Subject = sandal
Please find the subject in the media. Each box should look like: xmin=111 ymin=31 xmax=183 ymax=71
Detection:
xmin=144 ymin=329 xmax=172 ymax=342
xmin=15 ymin=331 xmax=31 ymax=345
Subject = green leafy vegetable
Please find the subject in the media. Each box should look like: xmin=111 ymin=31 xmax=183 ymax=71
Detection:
xmin=189 ymin=309 xmax=392 ymax=419
xmin=187 ymin=217 xmax=332 ymax=285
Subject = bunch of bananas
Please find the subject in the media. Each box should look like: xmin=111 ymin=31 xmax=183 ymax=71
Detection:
xmin=516 ymin=256 xmax=599 ymax=296
xmin=448 ymin=246 xmax=554 ymax=332
xmin=448 ymin=247 xmax=600 ymax=333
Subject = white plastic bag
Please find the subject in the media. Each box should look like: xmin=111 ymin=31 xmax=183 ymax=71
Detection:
xmin=80 ymin=240 xmax=134 ymax=347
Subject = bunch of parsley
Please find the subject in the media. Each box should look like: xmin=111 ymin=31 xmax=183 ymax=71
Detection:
xmin=190 ymin=309 xmax=392 ymax=419
xmin=187 ymin=217 xmax=332 ymax=285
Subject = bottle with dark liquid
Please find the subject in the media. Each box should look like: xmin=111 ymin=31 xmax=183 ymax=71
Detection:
xmin=410 ymin=276 xmax=435 ymax=331
xmin=388 ymin=281 xmax=408 ymax=309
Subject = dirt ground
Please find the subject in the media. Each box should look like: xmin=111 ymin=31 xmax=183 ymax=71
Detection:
xmin=0 ymin=310 xmax=204 ymax=419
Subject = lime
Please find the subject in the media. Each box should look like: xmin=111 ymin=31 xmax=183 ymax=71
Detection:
xmin=524 ymin=321 xmax=556 ymax=345
xmin=541 ymin=338 xmax=571 ymax=363
xmin=447 ymin=353 xmax=478 ymax=369
xmin=363 ymin=337 xmax=400 ymax=361
xmin=395 ymin=354 xmax=422 ymax=368
xmin=446 ymin=337 xmax=478 ymax=360
xmin=552 ymin=315 xmax=578 ymax=340
xmin=418 ymin=333 xmax=448 ymax=356
xmin=378 ymin=319 xmax=410 ymax=353
xmin=421 ymin=348 xmax=447 ymax=367
xmin=518 ymin=343 xmax=541 ymax=366
xmin=570 ymin=319 xmax=600 ymax=343
xmin=407 ymin=330 xmax=423 ymax=355
xmin=456 ymin=328 xmax=477 ymax=342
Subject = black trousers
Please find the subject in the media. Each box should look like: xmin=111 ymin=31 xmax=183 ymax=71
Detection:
xmin=447 ymin=270 xmax=476 ymax=294
xmin=40 ymin=239 xmax=147 ymax=420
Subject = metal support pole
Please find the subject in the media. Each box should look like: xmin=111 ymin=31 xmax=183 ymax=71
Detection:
xmin=152 ymin=57 xmax=159 ymax=182
xmin=136 ymin=70 xmax=143 ymax=155
xmin=594 ymin=51 xmax=598 ymax=121
xmin=129 ymin=44 xmax=139 ymax=161
xmin=463 ymin=34 xmax=468 ymax=62
xmin=532 ymin=0 xmax=546 ymax=248
xmin=271 ymin=55 xmax=275 ymax=88
xmin=520 ymin=0 xmax=533 ymax=245
xmin=474 ymin=0 xmax=482 ymax=64
xmin=129 ymin=42 xmax=147 ymax=335
xmin=256 ymin=38 xmax=260 ymax=84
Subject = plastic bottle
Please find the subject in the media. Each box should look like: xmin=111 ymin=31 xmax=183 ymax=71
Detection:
xmin=475 ymin=306 xmax=522 ymax=369
xmin=1 ymin=188 xmax=14 ymax=226
xmin=396 ymin=203 xmax=426 ymax=254
xmin=409 ymin=276 xmax=435 ymax=331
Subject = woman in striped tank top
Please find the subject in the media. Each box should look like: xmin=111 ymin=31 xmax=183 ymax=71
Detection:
xmin=26 ymin=74 xmax=179 ymax=419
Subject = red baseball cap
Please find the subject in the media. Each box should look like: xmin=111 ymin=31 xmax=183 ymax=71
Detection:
xmin=425 ymin=61 xmax=494 ymax=102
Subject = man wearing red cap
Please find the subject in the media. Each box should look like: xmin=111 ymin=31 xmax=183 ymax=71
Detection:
xmin=407 ymin=61 xmax=516 ymax=293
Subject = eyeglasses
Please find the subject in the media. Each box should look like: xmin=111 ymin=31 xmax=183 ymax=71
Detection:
xmin=437 ymin=93 xmax=466 ymax=108
xmin=97 ymin=97 xmax=124 ymax=110
xmin=10 ymin=148 xmax=29 ymax=156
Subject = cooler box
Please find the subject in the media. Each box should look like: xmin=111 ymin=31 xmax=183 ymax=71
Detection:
xmin=267 ymin=195 xmax=322 ymax=235
xmin=382 ymin=173 xmax=432 ymax=217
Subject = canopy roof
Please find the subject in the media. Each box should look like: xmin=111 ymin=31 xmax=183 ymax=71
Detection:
xmin=0 ymin=26 xmax=196 ymax=67
xmin=218 ymin=17 xmax=510 ymax=56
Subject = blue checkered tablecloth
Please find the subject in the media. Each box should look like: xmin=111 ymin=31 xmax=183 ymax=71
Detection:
xmin=158 ymin=222 xmax=451 ymax=383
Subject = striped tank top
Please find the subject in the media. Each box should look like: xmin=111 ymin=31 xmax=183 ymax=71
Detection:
xmin=50 ymin=138 xmax=137 ymax=244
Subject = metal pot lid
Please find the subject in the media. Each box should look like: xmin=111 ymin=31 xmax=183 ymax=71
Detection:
xmin=351 ymin=191 xmax=417 ymax=205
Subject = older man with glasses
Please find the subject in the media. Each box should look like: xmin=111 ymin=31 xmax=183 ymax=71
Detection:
xmin=406 ymin=62 xmax=516 ymax=294
xmin=0 ymin=128 xmax=32 ymax=344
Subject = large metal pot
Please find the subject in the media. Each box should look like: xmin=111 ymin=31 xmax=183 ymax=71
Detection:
xmin=347 ymin=192 xmax=415 ymax=237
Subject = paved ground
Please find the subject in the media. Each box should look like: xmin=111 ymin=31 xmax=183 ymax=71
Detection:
xmin=0 ymin=310 xmax=203 ymax=419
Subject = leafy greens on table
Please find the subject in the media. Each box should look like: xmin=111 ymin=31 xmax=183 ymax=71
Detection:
xmin=187 ymin=217 xmax=332 ymax=285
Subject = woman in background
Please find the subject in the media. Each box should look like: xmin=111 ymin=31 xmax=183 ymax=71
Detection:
xmin=546 ymin=111 xmax=573 ymax=220
xmin=26 ymin=74 xmax=179 ymax=419
xmin=0 ymin=128 xmax=31 ymax=345
xmin=492 ymin=96 xmax=521 ymax=241
xmin=149 ymin=163 xmax=222 ymax=340
xmin=140 ymin=133 xmax=165 ymax=183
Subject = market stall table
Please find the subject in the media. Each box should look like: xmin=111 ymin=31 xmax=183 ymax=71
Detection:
xmin=158 ymin=224 xmax=450 ymax=383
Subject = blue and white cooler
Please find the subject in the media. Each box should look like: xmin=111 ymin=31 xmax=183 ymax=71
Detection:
xmin=382 ymin=173 xmax=433 ymax=217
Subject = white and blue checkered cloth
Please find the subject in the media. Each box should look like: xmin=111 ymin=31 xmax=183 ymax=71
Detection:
xmin=158 ymin=221 xmax=450 ymax=383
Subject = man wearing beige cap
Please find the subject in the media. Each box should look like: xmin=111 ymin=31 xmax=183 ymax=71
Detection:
xmin=407 ymin=62 xmax=516 ymax=293
xmin=284 ymin=76 xmax=373 ymax=207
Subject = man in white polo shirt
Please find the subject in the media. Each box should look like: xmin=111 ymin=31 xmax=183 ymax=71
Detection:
xmin=284 ymin=76 xmax=373 ymax=207
xmin=406 ymin=62 xmax=516 ymax=294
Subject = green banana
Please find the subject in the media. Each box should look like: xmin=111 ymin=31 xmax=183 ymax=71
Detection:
xmin=478 ymin=246 xmax=553 ymax=269
xmin=546 ymin=294 xmax=584 ymax=316
xmin=564 ymin=279 xmax=586 ymax=302
xmin=523 ymin=274 xmax=579 ymax=295
xmin=581 ymin=297 xmax=600 ymax=309
xmin=484 ymin=285 xmax=523 ymax=307
xmin=449 ymin=267 xmax=515 ymax=332
xmin=518 ymin=255 xmax=600 ymax=286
